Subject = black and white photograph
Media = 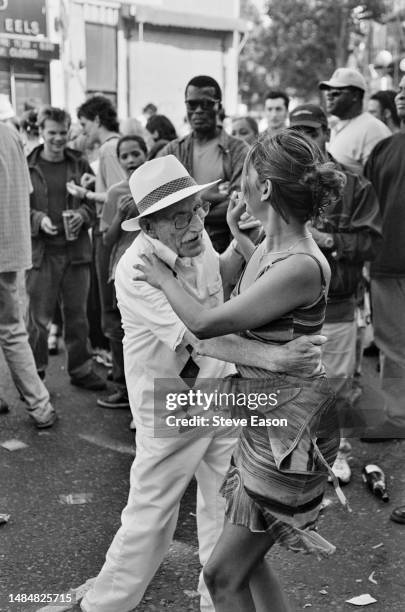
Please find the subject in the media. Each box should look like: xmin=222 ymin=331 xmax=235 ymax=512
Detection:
xmin=0 ymin=1 xmax=404 ymax=611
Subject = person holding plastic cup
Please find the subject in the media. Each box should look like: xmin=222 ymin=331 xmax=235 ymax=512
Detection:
xmin=26 ymin=106 xmax=106 ymax=390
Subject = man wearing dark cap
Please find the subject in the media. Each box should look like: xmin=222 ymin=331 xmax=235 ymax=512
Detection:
xmin=319 ymin=67 xmax=390 ymax=174
xmin=290 ymin=104 xmax=382 ymax=482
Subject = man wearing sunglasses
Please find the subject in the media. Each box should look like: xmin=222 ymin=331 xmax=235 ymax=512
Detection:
xmin=159 ymin=75 xmax=248 ymax=253
xmin=319 ymin=68 xmax=390 ymax=175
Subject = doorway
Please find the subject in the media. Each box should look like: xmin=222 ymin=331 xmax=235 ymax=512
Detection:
xmin=11 ymin=61 xmax=50 ymax=114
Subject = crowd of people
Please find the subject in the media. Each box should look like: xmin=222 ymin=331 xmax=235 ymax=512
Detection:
xmin=0 ymin=67 xmax=404 ymax=612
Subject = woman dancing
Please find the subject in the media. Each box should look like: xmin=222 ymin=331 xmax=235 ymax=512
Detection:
xmin=135 ymin=130 xmax=346 ymax=612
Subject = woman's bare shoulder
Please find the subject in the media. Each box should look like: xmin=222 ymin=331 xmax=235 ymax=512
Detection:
xmin=286 ymin=248 xmax=331 ymax=291
xmin=255 ymin=248 xmax=330 ymax=303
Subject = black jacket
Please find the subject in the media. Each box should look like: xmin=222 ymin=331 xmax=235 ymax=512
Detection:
xmin=364 ymin=132 xmax=405 ymax=278
xmin=28 ymin=145 xmax=96 ymax=268
xmin=315 ymin=157 xmax=382 ymax=322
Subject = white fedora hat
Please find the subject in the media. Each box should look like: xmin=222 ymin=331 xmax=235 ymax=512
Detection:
xmin=122 ymin=155 xmax=219 ymax=231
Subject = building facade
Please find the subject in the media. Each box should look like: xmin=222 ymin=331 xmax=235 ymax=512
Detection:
xmin=0 ymin=0 xmax=60 ymax=114
xmin=63 ymin=0 xmax=244 ymax=127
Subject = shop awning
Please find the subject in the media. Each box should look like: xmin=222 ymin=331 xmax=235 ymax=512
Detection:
xmin=121 ymin=3 xmax=247 ymax=33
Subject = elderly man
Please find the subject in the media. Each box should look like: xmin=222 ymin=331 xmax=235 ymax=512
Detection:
xmin=80 ymin=156 xmax=327 ymax=612
xmin=0 ymin=122 xmax=56 ymax=428
xmin=320 ymin=67 xmax=390 ymax=175
xmin=159 ymin=75 xmax=248 ymax=254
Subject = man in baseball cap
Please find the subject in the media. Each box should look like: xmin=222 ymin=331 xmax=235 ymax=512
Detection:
xmin=319 ymin=67 xmax=367 ymax=92
xmin=289 ymin=103 xmax=329 ymax=131
xmin=319 ymin=67 xmax=390 ymax=174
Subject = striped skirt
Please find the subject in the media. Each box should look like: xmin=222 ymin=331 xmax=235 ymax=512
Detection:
xmin=220 ymin=371 xmax=340 ymax=554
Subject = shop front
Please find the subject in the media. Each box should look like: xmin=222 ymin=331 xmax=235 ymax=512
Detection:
xmin=0 ymin=0 xmax=59 ymax=115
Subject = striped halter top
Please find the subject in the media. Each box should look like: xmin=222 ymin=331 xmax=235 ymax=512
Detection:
xmin=233 ymin=249 xmax=327 ymax=345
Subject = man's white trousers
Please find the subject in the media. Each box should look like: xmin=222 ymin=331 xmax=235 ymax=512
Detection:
xmin=81 ymin=427 xmax=236 ymax=612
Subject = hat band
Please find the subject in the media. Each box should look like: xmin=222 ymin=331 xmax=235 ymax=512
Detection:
xmin=137 ymin=175 xmax=197 ymax=214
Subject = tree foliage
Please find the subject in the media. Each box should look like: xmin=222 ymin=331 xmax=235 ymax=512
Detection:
xmin=239 ymin=0 xmax=389 ymax=105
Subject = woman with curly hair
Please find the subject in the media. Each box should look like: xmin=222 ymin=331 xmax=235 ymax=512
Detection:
xmin=135 ymin=130 xmax=347 ymax=611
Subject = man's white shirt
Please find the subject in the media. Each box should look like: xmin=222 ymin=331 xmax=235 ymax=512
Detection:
xmin=327 ymin=111 xmax=391 ymax=174
xmin=115 ymin=230 xmax=234 ymax=430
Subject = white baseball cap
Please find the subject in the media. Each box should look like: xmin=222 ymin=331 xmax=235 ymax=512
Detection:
xmin=319 ymin=68 xmax=367 ymax=92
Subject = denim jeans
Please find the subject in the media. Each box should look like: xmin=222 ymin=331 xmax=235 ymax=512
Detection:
xmin=26 ymin=251 xmax=93 ymax=378
xmin=322 ymin=320 xmax=357 ymax=427
xmin=94 ymin=232 xmax=126 ymax=388
xmin=0 ymin=271 xmax=50 ymax=411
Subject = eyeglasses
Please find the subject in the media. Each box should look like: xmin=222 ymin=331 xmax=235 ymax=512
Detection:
xmin=172 ymin=202 xmax=210 ymax=230
xmin=325 ymin=88 xmax=351 ymax=98
xmin=185 ymin=99 xmax=219 ymax=112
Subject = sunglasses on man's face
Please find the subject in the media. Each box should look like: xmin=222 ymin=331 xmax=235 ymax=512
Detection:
xmin=185 ymin=99 xmax=219 ymax=112
xmin=325 ymin=88 xmax=352 ymax=98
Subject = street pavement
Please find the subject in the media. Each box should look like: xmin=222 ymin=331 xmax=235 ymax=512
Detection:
xmin=0 ymin=346 xmax=404 ymax=612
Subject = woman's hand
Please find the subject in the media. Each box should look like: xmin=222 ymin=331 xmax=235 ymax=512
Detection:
xmin=226 ymin=191 xmax=246 ymax=238
xmin=133 ymin=253 xmax=173 ymax=289
xmin=238 ymin=211 xmax=262 ymax=231
xmin=118 ymin=194 xmax=137 ymax=221
xmin=66 ymin=181 xmax=87 ymax=200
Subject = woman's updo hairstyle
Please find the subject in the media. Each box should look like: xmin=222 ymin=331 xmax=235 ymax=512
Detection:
xmin=244 ymin=129 xmax=346 ymax=222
